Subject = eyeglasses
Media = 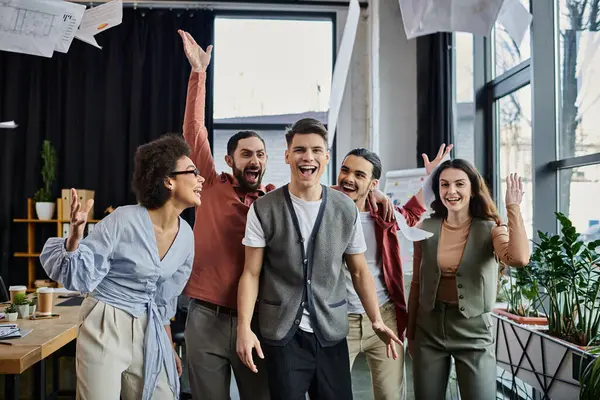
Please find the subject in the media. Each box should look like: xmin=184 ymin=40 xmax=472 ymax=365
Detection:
xmin=169 ymin=168 xmax=201 ymax=177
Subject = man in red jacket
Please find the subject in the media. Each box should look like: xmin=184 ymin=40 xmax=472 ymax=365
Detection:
xmin=337 ymin=145 xmax=451 ymax=400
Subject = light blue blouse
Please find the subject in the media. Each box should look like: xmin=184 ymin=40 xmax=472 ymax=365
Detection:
xmin=40 ymin=204 xmax=194 ymax=400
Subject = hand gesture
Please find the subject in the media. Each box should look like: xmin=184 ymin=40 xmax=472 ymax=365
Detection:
xmin=372 ymin=320 xmax=402 ymax=360
xmin=178 ymin=29 xmax=213 ymax=72
xmin=66 ymin=188 xmax=94 ymax=251
xmin=236 ymin=328 xmax=264 ymax=373
xmin=505 ymin=173 xmax=524 ymax=206
xmin=422 ymin=143 xmax=453 ymax=175
xmin=367 ymin=189 xmax=394 ymax=222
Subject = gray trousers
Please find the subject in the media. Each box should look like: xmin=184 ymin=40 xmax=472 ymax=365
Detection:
xmin=184 ymin=300 xmax=270 ymax=400
xmin=412 ymin=302 xmax=496 ymax=400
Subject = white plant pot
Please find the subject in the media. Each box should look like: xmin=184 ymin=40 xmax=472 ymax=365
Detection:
xmin=6 ymin=312 xmax=18 ymax=322
xmin=16 ymin=304 xmax=30 ymax=319
xmin=35 ymin=202 xmax=55 ymax=220
xmin=30 ymin=305 xmax=36 ymax=315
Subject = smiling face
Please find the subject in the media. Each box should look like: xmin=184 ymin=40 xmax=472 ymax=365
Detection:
xmin=337 ymin=155 xmax=378 ymax=205
xmin=167 ymin=156 xmax=205 ymax=207
xmin=225 ymin=137 xmax=267 ymax=192
xmin=285 ymin=133 xmax=330 ymax=190
xmin=438 ymin=167 xmax=472 ymax=215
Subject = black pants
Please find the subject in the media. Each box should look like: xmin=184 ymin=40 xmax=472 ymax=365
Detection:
xmin=262 ymin=330 xmax=353 ymax=400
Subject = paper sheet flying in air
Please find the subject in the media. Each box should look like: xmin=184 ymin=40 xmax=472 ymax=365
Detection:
xmin=395 ymin=210 xmax=433 ymax=242
xmin=75 ymin=0 xmax=123 ymax=49
xmin=55 ymin=1 xmax=87 ymax=53
xmin=399 ymin=0 xmax=504 ymax=39
xmin=0 ymin=121 xmax=18 ymax=129
xmin=327 ymin=0 xmax=360 ymax=148
xmin=0 ymin=0 xmax=67 ymax=57
xmin=497 ymin=0 xmax=532 ymax=46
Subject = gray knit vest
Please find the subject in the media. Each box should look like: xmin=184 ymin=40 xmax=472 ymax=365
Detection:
xmin=253 ymin=185 xmax=358 ymax=346
xmin=419 ymin=217 xmax=498 ymax=318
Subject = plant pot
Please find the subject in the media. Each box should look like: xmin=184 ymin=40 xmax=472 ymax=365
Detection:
xmin=6 ymin=312 xmax=18 ymax=322
xmin=35 ymin=202 xmax=55 ymax=220
xmin=30 ymin=305 xmax=36 ymax=315
xmin=16 ymin=304 xmax=29 ymax=319
xmin=493 ymin=307 xmax=548 ymax=325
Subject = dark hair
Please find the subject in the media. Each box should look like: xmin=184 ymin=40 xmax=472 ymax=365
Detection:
xmin=430 ymin=159 xmax=501 ymax=225
xmin=132 ymin=133 xmax=191 ymax=209
xmin=344 ymin=148 xmax=382 ymax=180
xmin=285 ymin=118 xmax=328 ymax=147
xmin=227 ymin=131 xmax=266 ymax=156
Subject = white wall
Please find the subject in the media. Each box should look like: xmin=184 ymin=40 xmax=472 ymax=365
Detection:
xmin=335 ymin=0 xmax=417 ymax=188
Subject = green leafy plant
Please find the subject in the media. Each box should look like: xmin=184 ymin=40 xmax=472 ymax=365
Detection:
xmin=500 ymin=262 xmax=545 ymax=317
xmin=12 ymin=293 xmax=28 ymax=306
xmin=528 ymin=212 xmax=600 ymax=346
xmin=33 ymin=140 xmax=57 ymax=203
xmin=580 ymin=345 xmax=600 ymax=399
xmin=5 ymin=303 xmax=17 ymax=314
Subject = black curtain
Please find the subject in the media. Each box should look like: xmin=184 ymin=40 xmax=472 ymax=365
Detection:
xmin=416 ymin=32 xmax=453 ymax=166
xmin=0 ymin=8 xmax=214 ymax=285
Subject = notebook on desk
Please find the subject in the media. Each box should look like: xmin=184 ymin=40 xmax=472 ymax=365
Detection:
xmin=0 ymin=324 xmax=33 ymax=339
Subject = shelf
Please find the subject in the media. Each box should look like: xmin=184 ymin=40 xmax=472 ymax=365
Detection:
xmin=14 ymin=252 xmax=41 ymax=258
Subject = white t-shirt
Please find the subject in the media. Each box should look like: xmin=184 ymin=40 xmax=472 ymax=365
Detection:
xmin=243 ymin=191 xmax=367 ymax=332
xmin=345 ymin=212 xmax=391 ymax=314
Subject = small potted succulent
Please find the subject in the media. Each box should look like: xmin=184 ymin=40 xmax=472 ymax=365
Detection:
xmin=13 ymin=293 xmax=30 ymax=319
xmin=5 ymin=303 xmax=18 ymax=322
xmin=29 ymin=296 xmax=37 ymax=315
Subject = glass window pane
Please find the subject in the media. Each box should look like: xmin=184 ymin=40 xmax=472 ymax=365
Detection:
xmin=559 ymin=165 xmax=600 ymax=240
xmin=497 ymin=85 xmax=533 ymax=239
xmin=493 ymin=0 xmax=531 ymax=77
xmin=214 ymin=17 xmax=333 ymax=119
xmin=453 ymin=32 xmax=475 ymax=164
xmin=557 ymin=0 xmax=600 ymax=159
xmin=213 ymin=129 xmax=331 ymax=189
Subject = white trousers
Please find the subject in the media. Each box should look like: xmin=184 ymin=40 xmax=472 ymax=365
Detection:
xmin=75 ymin=296 xmax=174 ymax=400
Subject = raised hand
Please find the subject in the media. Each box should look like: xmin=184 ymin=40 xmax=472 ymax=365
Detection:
xmin=178 ymin=29 xmax=213 ymax=72
xmin=422 ymin=143 xmax=454 ymax=175
xmin=65 ymin=188 xmax=94 ymax=252
xmin=505 ymin=173 xmax=524 ymax=206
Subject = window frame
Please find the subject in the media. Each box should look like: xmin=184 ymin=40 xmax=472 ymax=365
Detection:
xmin=212 ymin=11 xmax=338 ymax=185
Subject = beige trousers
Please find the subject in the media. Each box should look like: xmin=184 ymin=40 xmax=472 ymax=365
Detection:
xmin=75 ymin=296 xmax=174 ymax=400
xmin=347 ymin=301 xmax=406 ymax=400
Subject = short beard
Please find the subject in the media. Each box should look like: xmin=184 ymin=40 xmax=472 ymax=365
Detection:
xmin=232 ymin=165 xmax=263 ymax=192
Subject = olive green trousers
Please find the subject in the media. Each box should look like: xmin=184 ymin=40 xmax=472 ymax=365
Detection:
xmin=412 ymin=301 xmax=496 ymax=400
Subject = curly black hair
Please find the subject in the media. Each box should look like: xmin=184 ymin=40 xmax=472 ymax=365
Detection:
xmin=132 ymin=133 xmax=191 ymax=209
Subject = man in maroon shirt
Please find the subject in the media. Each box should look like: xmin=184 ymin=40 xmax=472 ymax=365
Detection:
xmin=337 ymin=145 xmax=451 ymax=400
xmin=178 ymin=30 xmax=272 ymax=400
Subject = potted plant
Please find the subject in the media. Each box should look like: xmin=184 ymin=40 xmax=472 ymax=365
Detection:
xmin=494 ymin=261 xmax=548 ymax=325
xmin=580 ymin=346 xmax=600 ymax=399
xmin=13 ymin=293 xmax=30 ymax=319
xmin=33 ymin=140 xmax=57 ymax=220
xmin=528 ymin=212 xmax=600 ymax=347
xmin=5 ymin=303 xmax=18 ymax=322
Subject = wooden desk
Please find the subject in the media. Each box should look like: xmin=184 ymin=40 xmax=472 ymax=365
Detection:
xmin=1 ymin=295 xmax=82 ymax=399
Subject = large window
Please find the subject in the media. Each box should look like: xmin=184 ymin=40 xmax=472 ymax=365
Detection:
xmin=213 ymin=15 xmax=334 ymax=188
xmin=497 ymin=85 xmax=533 ymax=239
xmin=452 ymin=32 xmax=476 ymax=165
xmin=493 ymin=0 xmax=531 ymax=77
xmin=555 ymin=0 xmax=600 ymax=238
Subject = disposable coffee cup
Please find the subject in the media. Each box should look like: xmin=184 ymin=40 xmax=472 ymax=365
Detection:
xmin=9 ymin=285 xmax=27 ymax=303
xmin=37 ymin=287 xmax=55 ymax=316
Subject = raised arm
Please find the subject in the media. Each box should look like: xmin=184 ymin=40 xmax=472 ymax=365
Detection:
xmin=178 ymin=29 xmax=218 ymax=187
xmin=40 ymin=189 xmax=114 ymax=293
xmin=492 ymin=174 xmax=530 ymax=267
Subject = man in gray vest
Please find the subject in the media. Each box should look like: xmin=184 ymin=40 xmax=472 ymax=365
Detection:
xmin=236 ymin=118 xmax=401 ymax=400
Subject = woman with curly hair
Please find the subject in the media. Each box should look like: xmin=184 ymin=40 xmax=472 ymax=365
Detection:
xmin=407 ymin=159 xmax=529 ymax=400
xmin=40 ymin=134 xmax=204 ymax=400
